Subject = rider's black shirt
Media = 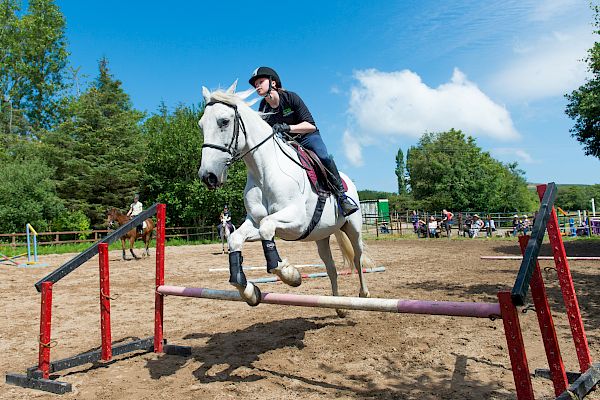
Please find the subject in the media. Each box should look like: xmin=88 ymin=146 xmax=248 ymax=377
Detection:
xmin=259 ymin=90 xmax=318 ymax=131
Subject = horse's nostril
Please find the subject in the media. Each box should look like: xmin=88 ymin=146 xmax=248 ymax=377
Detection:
xmin=201 ymin=172 xmax=219 ymax=189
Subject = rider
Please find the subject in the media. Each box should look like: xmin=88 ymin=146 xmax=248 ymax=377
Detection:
xmin=249 ymin=66 xmax=359 ymax=217
xmin=126 ymin=194 xmax=143 ymax=235
xmin=217 ymin=204 xmax=234 ymax=239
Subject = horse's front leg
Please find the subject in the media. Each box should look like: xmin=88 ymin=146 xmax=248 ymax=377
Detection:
xmin=259 ymin=207 xmax=303 ymax=288
xmin=121 ymin=238 xmax=129 ymax=260
xmin=227 ymin=218 xmax=262 ymax=306
xmin=130 ymin=235 xmax=140 ymax=260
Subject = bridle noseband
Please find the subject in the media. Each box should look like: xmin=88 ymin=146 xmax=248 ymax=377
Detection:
xmin=201 ymin=100 xmax=274 ymax=167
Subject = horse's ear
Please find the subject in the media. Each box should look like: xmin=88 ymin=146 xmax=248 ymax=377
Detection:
xmin=237 ymin=87 xmax=255 ymax=101
xmin=202 ymin=86 xmax=211 ymax=104
xmin=226 ymin=79 xmax=238 ymax=94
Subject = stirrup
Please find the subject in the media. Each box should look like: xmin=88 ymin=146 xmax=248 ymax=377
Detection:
xmin=338 ymin=194 xmax=359 ymax=217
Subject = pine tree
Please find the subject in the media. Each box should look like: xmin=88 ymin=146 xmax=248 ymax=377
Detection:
xmin=395 ymin=148 xmax=407 ymax=194
xmin=42 ymin=58 xmax=145 ymax=224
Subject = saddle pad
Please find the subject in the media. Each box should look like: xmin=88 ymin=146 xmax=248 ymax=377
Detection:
xmin=293 ymin=144 xmax=348 ymax=193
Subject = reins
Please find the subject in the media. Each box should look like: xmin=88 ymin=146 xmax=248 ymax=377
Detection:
xmin=201 ymin=99 xmax=307 ymax=170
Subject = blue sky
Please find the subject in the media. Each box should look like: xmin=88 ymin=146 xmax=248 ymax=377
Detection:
xmin=56 ymin=0 xmax=598 ymax=192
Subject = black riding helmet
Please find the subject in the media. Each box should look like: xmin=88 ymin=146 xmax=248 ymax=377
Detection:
xmin=249 ymin=66 xmax=282 ymax=89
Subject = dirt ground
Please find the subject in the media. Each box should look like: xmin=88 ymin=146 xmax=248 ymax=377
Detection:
xmin=1 ymin=238 xmax=600 ymax=400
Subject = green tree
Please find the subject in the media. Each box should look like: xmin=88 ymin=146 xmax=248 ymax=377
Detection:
xmin=0 ymin=148 xmax=64 ymax=233
xmin=141 ymin=103 xmax=247 ymax=227
xmin=395 ymin=148 xmax=407 ymax=194
xmin=565 ymin=4 xmax=600 ymax=158
xmin=556 ymin=184 xmax=600 ymax=210
xmin=0 ymin=0 xmax=69 ymax=135
xmin=42 ymin=58 xmax=145 ymax=225
xmin=406 ymin=129 xmax=536 ymax=212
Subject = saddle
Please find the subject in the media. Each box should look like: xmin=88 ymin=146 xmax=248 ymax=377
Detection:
xmin=287 ymin=143 xmax=349 ymax=241
xmin=289 ymin=143 xmax=348 ymax=194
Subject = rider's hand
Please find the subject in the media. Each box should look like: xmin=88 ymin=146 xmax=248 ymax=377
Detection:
xmin=272 ymin=123 xmax=291 ymax=135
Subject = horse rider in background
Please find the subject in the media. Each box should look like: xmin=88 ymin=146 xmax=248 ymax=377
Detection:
xmin=127 ymin=194 xmax=143 ymax=235
xmin=217 ymin=204 xmax=235 ymax=239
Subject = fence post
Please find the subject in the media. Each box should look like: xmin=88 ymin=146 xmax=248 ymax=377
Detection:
xmin=537 ymin=185 xmax=592 ymax=373
xmin=518 ymin=236 xmax=568 ymax=395
xmin=38 ymin=282 xmax=53 ymax=379
xmin=154 ymin=204 xmax=166 ymax=353
xmin=498 ymin=291 xmax=535 ymax=400
xmin=98 ymin=243 xmax=112 ymax=361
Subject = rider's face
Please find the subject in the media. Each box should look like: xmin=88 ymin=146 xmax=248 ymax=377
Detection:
xmin=254 ymin=77 xmax=273 ymax=97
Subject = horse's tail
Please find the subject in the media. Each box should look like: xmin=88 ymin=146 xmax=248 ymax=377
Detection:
xmin=334 ymin=231 xmax=376 ymax=272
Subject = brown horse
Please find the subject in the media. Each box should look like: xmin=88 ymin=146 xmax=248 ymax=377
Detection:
xmin=106 ymin=208 xmax=155 ymax=260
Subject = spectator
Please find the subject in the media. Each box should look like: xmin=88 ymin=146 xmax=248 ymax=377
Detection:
xmin=411 ymin=211 xmax=419 ymax=234
xmin=417 ymin=218 xmax=427 ymax=238
xmin=512 ymin=214 xmax=521 ymax=237
xmin=428 ymin=216 xmax=439 ymax=238
xmin=380 ymin=220 xmax=390 ymax=234
xmin=484 ymin=218 xmax=496 ymax=237
xmin=470 ymin=214 xmax=484 ymax=238
xmin=522 ymin=215 xmax=530 ymax=235
xmin=442 ymin=209 xmax=454 ymax=237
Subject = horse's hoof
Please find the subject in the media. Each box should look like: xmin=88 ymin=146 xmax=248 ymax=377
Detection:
xmin=235 ymin=282 xmax=262 ymax=306
xmin=271 ymin=261 xmax=301 ymax=287
xmin=359 ymin=290 xmax=370 ymax=298
xmin=336 ymin=309 xmax=348 ymax=318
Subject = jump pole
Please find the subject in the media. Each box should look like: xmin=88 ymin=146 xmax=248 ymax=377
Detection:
xmin=249 ymin=267 xmax=386 ymax=284
xmin=482 ymin=255 xmax=600 ymax=261
xmin=208 ymin=263 xmax=325 ymax=272
xmin=156 ymin=285 xmax=501 ymax=318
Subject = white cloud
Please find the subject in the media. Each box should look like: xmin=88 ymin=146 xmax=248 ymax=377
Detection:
xmin=343 ymin=68 xmax=519 ymax=164
xmin=490 ymin=26 xmax=593 ymax=101
xmin=342 ymin=130 xmax=363 ymax=166
xmin=491 ymin=147 xmax=536 ymax=164
xmin=330 ymin=85 xmax=341 ymax=94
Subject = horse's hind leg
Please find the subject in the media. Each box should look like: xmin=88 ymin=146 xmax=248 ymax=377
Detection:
xmin=316 ymin=237 xmax=346 ymax=318
xmin=144 ymin=234 xmax=150 ymax=257
xmin=340 ymin=219 xmax=370 ymax=298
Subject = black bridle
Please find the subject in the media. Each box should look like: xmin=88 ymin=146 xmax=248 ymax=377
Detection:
xmin=201 ymin=100 xmax=274 ymax=166
xmin=201 ymin=99 xmax=308 ymax=170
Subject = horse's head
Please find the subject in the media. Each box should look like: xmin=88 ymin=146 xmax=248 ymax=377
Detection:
xmin=106 ymin=208 xmax=119 ymax=228
xmin=198 ymin=81 xmax=258 ymax=189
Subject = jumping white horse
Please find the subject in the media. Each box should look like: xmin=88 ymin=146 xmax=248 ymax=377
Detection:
xmin=198 ymin=81 xmax=372 ymax=316
xmin=219 ymin=212 xmax=232 ymax=254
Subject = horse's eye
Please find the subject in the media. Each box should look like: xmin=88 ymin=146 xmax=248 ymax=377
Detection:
xmin=217 ymin=118 xmax=229 ymax=128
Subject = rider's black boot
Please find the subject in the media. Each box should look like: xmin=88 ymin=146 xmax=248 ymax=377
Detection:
xmin=321 ymin=156 xmax=359 ymax=217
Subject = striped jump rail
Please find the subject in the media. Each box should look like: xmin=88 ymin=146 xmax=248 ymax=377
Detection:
xmin=249 ymin=266 xmax=386 ymax=284
xmin=156 ymin=285 xmax=501 ymax=319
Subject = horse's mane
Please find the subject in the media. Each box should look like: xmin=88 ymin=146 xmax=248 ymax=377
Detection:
xmin=210 ymin=90 xmax=245 ymax=106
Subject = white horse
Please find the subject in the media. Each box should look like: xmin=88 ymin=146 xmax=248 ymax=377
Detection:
xmin=219 ymin=212 xmax=232 ymax=254
xmin=198 ymin=81 xmax=372 ymax=316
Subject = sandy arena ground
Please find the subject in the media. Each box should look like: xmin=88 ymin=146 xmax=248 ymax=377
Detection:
xmin=1 ymin=238 xmax=600 ymax=399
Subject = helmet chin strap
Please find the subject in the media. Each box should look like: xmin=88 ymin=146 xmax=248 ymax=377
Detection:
xmin=266 ymin=76 xmax=273 ymax=99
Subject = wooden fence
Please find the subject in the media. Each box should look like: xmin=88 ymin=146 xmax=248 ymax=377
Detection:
xmin=0 ymin=226 xmax=219 ymax=247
